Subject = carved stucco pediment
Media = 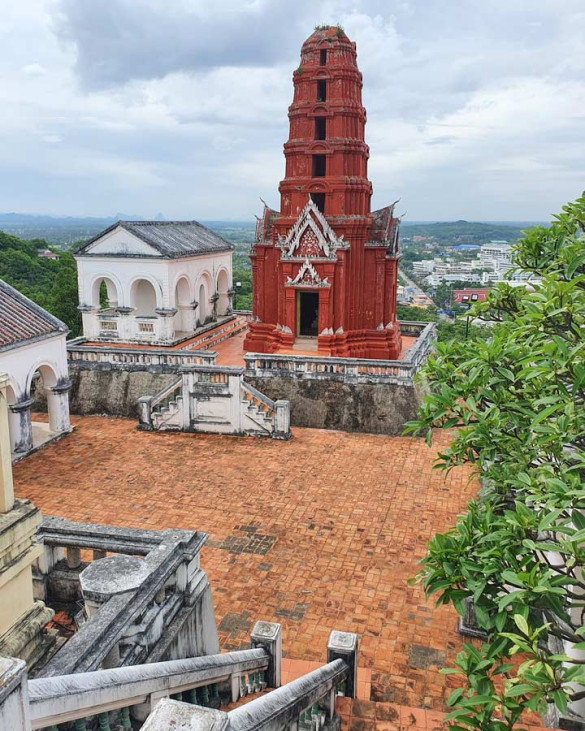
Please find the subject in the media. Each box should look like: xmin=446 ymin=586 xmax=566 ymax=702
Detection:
xmin=277 ymin=199 xmax=348 ymax=260
xmin=285 ymin=259 xmax=330 ymax=288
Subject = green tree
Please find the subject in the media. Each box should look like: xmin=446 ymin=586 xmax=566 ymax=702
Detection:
xmin=408 ymin=195 xmax=585 ymax=729
xmin=49 ymin=252 xmax=81 ymax=337
xmin=0 ymin=231 xmax=80 ymax=336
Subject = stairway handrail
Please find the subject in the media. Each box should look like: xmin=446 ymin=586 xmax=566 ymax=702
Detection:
xmin=28 ymin=649 xmax=270 ymax=730
xmin=150 ymin=376 xmax=182 ymax=409
xmin=228 ymin=658 xmax=348 ymax=730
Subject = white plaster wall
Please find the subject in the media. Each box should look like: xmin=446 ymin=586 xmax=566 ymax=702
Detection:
xmin=77 ymin=252 xmax=232 ymax=312
xmin=77 ymin=249 xmax=233 ymax=339
xmin=77 ymin=257 xmax=168 ymax=310
xmin=0 ymin=334 xmax=68 ymax=402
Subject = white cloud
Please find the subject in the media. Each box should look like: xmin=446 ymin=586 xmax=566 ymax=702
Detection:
xmin=0 ymin=0 xmax=583 ymax=220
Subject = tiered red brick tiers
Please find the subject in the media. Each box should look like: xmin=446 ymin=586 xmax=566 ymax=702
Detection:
xmin=244 ymin=27 xmax=402 ymax=359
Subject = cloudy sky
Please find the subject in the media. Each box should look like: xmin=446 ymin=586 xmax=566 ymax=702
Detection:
xmin=1 ymin=0 xmax=583 ymax=221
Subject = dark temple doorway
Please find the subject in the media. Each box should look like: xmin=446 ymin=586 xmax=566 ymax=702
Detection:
xmin=298 ymin=291 xmax=319 ymax=337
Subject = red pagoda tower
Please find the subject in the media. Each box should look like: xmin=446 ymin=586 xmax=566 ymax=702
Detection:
xmin=243 ymin=26 xmax=402 ymax=359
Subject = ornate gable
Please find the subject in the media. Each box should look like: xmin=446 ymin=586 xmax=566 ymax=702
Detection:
xmin=368 ymin=202 xmax=400 ymax=256
xmin=278 ymin=199 xmax=348 ymax=260
xmin=285 ymin=259 xmax=330 ymax=288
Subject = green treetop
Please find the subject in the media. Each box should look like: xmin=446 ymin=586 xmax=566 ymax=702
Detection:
xmin=408 ymin=195 xmax=585 ymax=729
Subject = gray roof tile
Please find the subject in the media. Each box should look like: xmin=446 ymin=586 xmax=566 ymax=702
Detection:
xmin=75 ymin=220 xmax=234 ymax=258
xmin=0 ymin=279 xmax=68 ymax=350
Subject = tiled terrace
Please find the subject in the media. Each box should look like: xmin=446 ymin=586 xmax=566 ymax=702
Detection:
xmin=15 ymin=415 xmax=477 ymax=713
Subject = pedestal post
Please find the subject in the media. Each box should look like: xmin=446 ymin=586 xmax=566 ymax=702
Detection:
xmin=250 ymin=621 xmax=281 ymax=688
xmin=0 ymin=658 xmax=31 ymax=731
xmin=327 ymin=630 xmax=358 ymax=698
xmin=227 ymin=288 xmax=235 ymax=315
xmin=155 ymin=308 xmax=178 ymax=343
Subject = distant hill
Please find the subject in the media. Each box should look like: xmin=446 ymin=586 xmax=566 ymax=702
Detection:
xmin=0 ymin=212 xmax=543 ymax=247
xmin=400 ymin=220 xmax=543 ymax=244
xmin=0 ymin=213 xmax=256 ymax=246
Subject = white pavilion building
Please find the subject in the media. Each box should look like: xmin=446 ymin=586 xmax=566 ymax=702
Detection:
xmin=74 ymin=220 xmax=234 ymax=345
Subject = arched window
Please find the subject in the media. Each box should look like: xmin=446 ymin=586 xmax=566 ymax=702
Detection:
xmin=130 ymin=279 xmax=158 ymax=317
xmin=91 ymin=277 xmax=119 ymax=311
xmin=216 ymin=270 xmax=230 ymax=317
xmin=175 ymin=277 xmax=192 ymax=333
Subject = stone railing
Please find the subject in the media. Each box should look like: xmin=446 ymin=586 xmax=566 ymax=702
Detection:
xmin=240 ymin=380 xmax=275 ymax=418
xmin=34 ymin=517 xmax=219 ymax=678
xmin=138 ymin=365 xmax=291 ymax=440
xmin=233 ymin=309 xmax=254 ymax=322
xmin=67 ymin=341 xmax=217 ymax=372
xmin=29 ymin=648 xmax=271 ymax=730
xmin=144 ymin=630 xmax=356 ymax=731
xmin=1 ymin=625 xmax=358 ymax=731
xmin=244 ymin=321 xmax=436 ymax=386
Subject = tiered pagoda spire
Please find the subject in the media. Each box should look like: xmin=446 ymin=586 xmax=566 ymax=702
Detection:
xmin=244 ymin=26 xmax=402 ymax=359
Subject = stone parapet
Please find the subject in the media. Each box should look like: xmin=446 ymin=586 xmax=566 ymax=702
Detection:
xmin=36 ymin=518 xmax=218 ymax=678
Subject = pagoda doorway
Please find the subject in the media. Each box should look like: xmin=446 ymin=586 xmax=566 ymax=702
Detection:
xmin=297 ymin=291 xmax=319 ymax=337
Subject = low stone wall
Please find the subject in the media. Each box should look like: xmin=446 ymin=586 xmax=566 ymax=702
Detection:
xmin=245 ymin=376 xmax=421 ymax=435
xmin=69 ymin=367 xmax=177 ymax=418
xmin=69 ymin=366 xmax=420 ymax=435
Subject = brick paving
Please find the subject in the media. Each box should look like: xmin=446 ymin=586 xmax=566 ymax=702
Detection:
xmin=14 ymin=416 xmax=477 ymax=712
xmin=13 ymin=417 xmax=555 ymax=727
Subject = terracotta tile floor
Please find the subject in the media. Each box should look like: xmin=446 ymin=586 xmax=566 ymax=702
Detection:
xmin=14 ymin=416 xmax=477 ymax=711
xmin=335 ymin=698 xmax=551 ymax=730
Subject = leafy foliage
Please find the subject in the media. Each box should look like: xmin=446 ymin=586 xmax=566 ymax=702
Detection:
xmin=408 ymin=195 xmax=585 ymax=728
xmin=0 ymin=231 xmax=81 ymax=337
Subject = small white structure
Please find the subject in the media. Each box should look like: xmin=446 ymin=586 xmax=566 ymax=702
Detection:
xmin=75 ymin=221 xmax=234 ymax=345
xmin=0 ymin=280 xmax=71 ymax=456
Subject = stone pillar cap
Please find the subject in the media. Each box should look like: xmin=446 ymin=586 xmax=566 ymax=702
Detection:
xmin=80 ymin=555 xmax=149 ymax=603
xmin=328 ymin=630 xmax=357 ymax=651
xmin=251 ymin=620 xmax=281 ymax=640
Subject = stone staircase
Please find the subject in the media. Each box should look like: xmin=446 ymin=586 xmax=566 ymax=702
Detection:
xmin=3 ymin=625 xmax=357 ymax=731
xmin=181 ymin=316 xmax=249 ymax=352
xmin=138 ymin=368 xmax=291 ymax=440
xmin=239 ymin=381 xmax=276 ymax=436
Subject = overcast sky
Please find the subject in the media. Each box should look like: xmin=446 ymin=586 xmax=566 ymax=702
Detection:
xmin=1 ymin=1 xmax=583 ymax=221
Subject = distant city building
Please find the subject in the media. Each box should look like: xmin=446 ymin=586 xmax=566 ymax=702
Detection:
xmin=411 ymin=259 xmax=436 ymax=277
xmin=479 ymin=243 xmax=513 ymax=272
xmin=453 ymin=289 xmax=490 ymax=304
xmin=37 ymin=249 xmax=59 ymax=260
xmin=426 ymin=272 xmax=481 ymax=286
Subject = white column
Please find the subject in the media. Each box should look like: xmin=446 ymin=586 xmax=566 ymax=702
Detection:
xmin=115 ymin=307 xmax=134 ymax=341
xmin=9 ymin=399 xmax=34 ymax=455
xmin=155 ymin=309 xmax=178 ymax=343
xmin=0 ymin=374 xmax=15 ymax=513
xmin=46 ymin=381 xmax=71 ymax=434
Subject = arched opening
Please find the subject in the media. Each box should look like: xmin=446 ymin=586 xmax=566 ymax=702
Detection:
xmin=216 ymin=270 xmax=230 ymax=317
xmin=91 ymin=277 xmax=119 ymax=311
xmin=197 ymin=282 xmax=208 ymax=326
xmin=175 ymin=277 xmax=193 ymax=334
xmin=29 ymin=364 xmax=68 ymax=448
xmin=130 ymin=279 xmax=158 ymax=317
